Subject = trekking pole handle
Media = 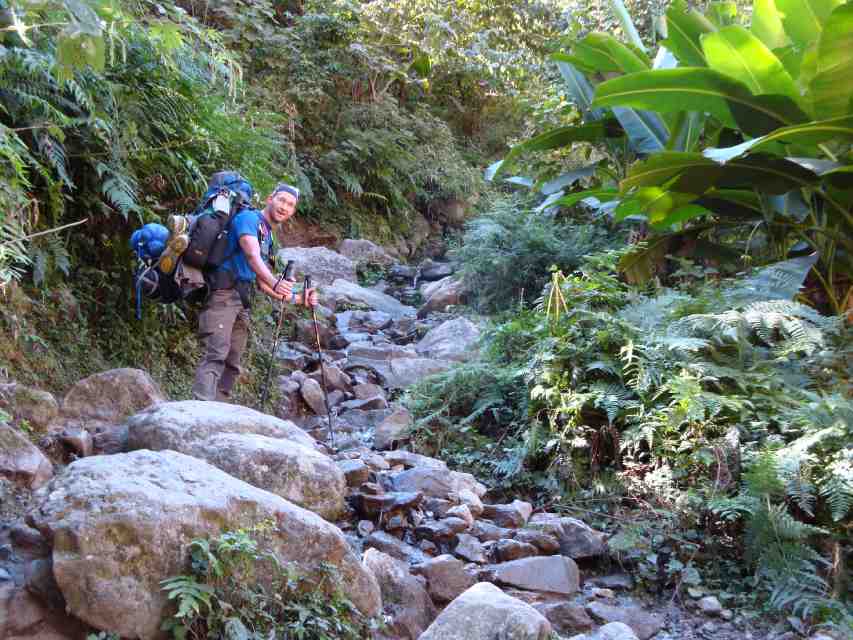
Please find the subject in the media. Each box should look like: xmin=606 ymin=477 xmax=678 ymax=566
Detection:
xmin=275 ymin=260 xmax=295 ymax=289
xmin=304 ymin=276 xmax=312 ymax=305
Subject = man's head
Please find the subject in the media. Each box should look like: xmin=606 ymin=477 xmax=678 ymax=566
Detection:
xmin=264 ymin=183 xmax=299 ymax=225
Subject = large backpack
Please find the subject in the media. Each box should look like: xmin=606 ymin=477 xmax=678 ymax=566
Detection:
xmin=182 ymin=171 xmax=255 ymax=270
xmin=130 ymin=171 xmax=256 ymax=318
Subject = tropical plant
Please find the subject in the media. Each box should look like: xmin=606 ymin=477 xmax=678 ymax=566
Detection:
xmin=489 ymin=0 xmax=853 ymax=314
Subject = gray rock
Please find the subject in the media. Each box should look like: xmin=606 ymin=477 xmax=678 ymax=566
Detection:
xmin=307 ymin=363 xmax=352 ymax=394
xmin=276 ymin=247 xmax=357 ymax=285
xmin=0 ymin=383 xmax=59 ymax=433
xmin=374 ymin=408 xmax=414 ymax=450
xmin=487 ymin=556 xmax=580 ymax=595
xmin=698 ymin=595 xmax=723 ymax=616
xmin=419 ymin=582 xmax=551 ymax=640
xmin=492 ymin=539 xmax=539 ymax=562
xmin=416 ymin=317 xmax=480 ymax=362
xmin=589 ymin=573 xmax=634 ymax=590
xmin=340 ymin=396 xmax=388 ymax=411
xmin=383 ymin=449 xmax=446 ymax=470
xmin=419 ymin=260 xmax=455 ymax=281
xmin=585 ymin=622 xmax=640 ymax=640
xmin=385 ymin=357 xmax=453 ymax=389
xmin=383 ymin=467 xmax=485 ymax=499
xmin=412 ymin=554 xmax=476 ymax=604
xmin=60 ymin=367 xmax=165 ymax=454
xmin=362 ymin=549 xmax=435 ymax=640
xmin=471 ymin=520 xmax=514 ymax=542
xmin=58 ymin=426 xmax=93 ymax=458
xmin=337 ymin=458 xmax=370 ymax=487
xmin=481 ymin=500 xmax=533 ymax=528
xmin=454 ymin=533 xmax=487 ymax=564
xmin=512 ymin=529 xmax=560 ymax=555
xmin=338 ymin=408 xmax=393 ymax=434
xmin=586 ymin=602 xmax=664 ymax=640
xmin=337 ymin=239 xmax=395 ymax=266
xmin=418 ymin=276 xmax=466 ymax=318
xmin=324 ymin=279 xmax=415 ymax=319
xmin=300 ymin=378 xmax=328 ymax=416
xmin=28 ymin=450 xmax=380 ymax=639
xmin=353 ymin=382 xmax=385 ymax=400
xmin=365 ymin=531 xmax=429 ymax=566
xmin=533 ymin=601 xmax=594 ymax=636
xmin=126 ymin=400 xmax=315 ymax=449
xmin=0 ymin=423 xmax=53 ymax=489
xmin=274 ymin=344 xmax=310 ymax=373
xmin=455 ymin=488 xmax=484 ymax=517
xmin=446 ymin=504 xmax=474 ymax=527
xmin=528 ymin=513 xmax=607 ymax=559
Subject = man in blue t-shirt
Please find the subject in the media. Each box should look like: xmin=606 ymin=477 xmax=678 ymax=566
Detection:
xmin=192 ymin=183 xmax=318 ymax=402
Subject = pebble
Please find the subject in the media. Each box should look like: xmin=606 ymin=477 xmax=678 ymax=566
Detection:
xmin=698 ymin=595 xmax=723 ymax=616
xmin=591 ymin=588 xmax=615 ymax=599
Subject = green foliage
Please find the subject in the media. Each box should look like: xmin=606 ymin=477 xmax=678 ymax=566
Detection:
xmin=161 ymin=522 xmax=377 ymax=640
xmin=454 ymin=193 xmax=618 ymax=312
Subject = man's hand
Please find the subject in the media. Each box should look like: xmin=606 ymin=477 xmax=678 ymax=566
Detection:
xmin=274 ymin=278 xmax=294 ymax=300
xmin=303 ymin=287 xmax=319 ymax=307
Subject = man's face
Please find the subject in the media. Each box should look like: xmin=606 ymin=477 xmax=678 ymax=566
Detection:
xmin=267 ymin=191 xmax=297 ymax=224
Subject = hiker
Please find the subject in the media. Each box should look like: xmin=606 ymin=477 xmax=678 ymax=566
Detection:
xmin=191 ymin=183 xmax=318 ymax=401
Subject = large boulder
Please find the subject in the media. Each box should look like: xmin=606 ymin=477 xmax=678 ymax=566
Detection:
xmin=383 ymin=467 xmax=486 ymax=499
xmin=419 ymin=582 xmax=551 ymax=640
xmin=0 ymin=383 xmax=59 ymax=433
xmin=0 ymin=423 xmax=53 ymax=489
xmin=486 ymin=556 xmax=580 ymax=595
xmin=416 ymin=317 xmax=480 ymax=362
xmin=585 ymin=602 xmax=664 ymax=640
xmin=374 ymin=407 xmax=414 ymax=450
xmin=126 ymin=401 xmax=343 ymax=519
xmin=345 ymin=343 xmax=451 ymax=390
xmin=411 ymin=554 xmax=476 ymax=604
xmin=324 ymin=279 xmax=415 ymax=320
xmin=276 ymin=246 xmax=357 ymax=285
xmin=527 ymin=513 xmax=607 ymax=559
xmin=59 ymin=368 xmax=165 ymax=454
xmin=126 ymin=400 xmax=315 ymax=449
xmin=418 ymin=277 xmax=466 ymax=318
xmin=27 ymin=450 xmax=381 ymax=639
xmin=362 ymin=549 xmax=435 ymax=639
xmin=337 ymin=239 xmax=395 ymax=266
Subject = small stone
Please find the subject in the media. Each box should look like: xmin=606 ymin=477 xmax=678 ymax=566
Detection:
xmin=357 ymin=520 xmax=374 ymax=537
xmin=698 ymin=595 xmax=723 ymax=616
xmin=419 ymin=540 xmax=438 ymax=555
xmin=720 ymin=609 xmax=734 ymax=621
xmin=337 ymin=459 xmax=369 ymax=487
xmin=687 ymin=587 xmax=704 ymax=599
xmin=589 ymin=573 xmax=634 ymax=591
xmin=446 ymin=504 xmax=474 ymax=527
xmin=492 ymin=539 xmax=539 ymax=562
xmin=592 ymin=588 xmax=615 ymax=599
xmin=453 ymin=533 xmax=486 ymax=564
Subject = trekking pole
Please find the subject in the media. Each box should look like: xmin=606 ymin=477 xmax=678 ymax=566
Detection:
xmin=305 ymin=275 xmax=335 ymax=448
xmin=258 ymin=260 xmax=295 ymax=412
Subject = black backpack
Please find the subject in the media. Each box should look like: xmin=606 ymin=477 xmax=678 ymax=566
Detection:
xmin=183 ymin=171 xmax=255 ymax=270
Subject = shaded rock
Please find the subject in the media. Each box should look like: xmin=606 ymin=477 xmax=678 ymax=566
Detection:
xmin=299 ymin=378 xmax=328 ymax=416
xmin=385 ymin=357 xmax=452 ymax=389
xmin=374 ymin=407 xmax=414 ymax=450
xmin=533 ymin=601 xmax=594 ymax=636
xmin=419 ymin=582 xmax=551 ymax=640
xmin=513 ymin=529 xmax=560 ymax=555
xmin=0 ymin=383 xmax=59 ymax=433
xmin=340 ymin=396 xmax=388 ymax=411
xmin=411 ymin=554 xmax=476 ymax=604
xmin=307 ymin=363 xmax=352 ymax=394
xmin=28 ymin=450 xmax=380 ymax=639
xmin=57 ymin=426 xmax=93 ymax=458
xmin=492 ymin=539 xmax=539 ymax=562
xmin=324 ymin=279 xmax=415 ymax=319
xmin=0 ymin=424 xmax=53 ymax=489
xmin=586 ymin=602 xmax=664 ymax=640
xmin=583 ymin=622 xmax=640 ymax=640
xmin=296 ymin=318 xmax=339 ymax=351
xmin=589 ymin=573 xmax=634 ymax=591
xmin=698 ymin=595 xmax=723 ymax=616
xmin=365 ymin=531 xmax=429 ymax=566
xmin=0 ymin=580 xmax=89 ymax=640
xmin=276 ymin=246 xmax=357 ymax=285
xmin=453 ymin=533 xmax=487 ymax=564
xmin=274 ymin=344 xmax=310 ymax=373
xmin=383 ymin=449 xmax=446 ymax=470
xmin=446 ymin=504 xmax=474 ymax=527
xmin=337 ymin=239 xmax=395 ymax=266
xmin=455 ymin=488 xmax=484 ymax=517
xmin=337 ymin=459 xmax=369 ymax=487
xmin=416 ymin=317 xmax=480 ymax=362
xmin=383 ymin=467 xmax=485 ymax=499
xmin=354 ymin=491 xmax=422 ymax=519
xmin=471 ymin=520 xmax=513 ymax=542
xmin=353 ymin=382 xmax=385 ymax=400
xmin=61 ymin=368 xmax=165 ymax=454
xmin=419 ymin=260 xmax=454 ymax=281
xmin=487 ymin=556 xmax=580 ymax=595
xmin=482 ymin=500 xmax=533 ymax=528
xmin=528 ymin=513 xmax=607 ymax=559
xmin=363 ymin=549 xmax=435 ymax=640
xmin=338 ymin=408 xmax=393 ymax=434
xmin=415 ymin=517 xmax=469 ymax=544
xmin=417 ymin=277 xmax=466 ymax=318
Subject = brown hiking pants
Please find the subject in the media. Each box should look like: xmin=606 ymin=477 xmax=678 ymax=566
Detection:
xmin=192 ymin=289 xmax=250 ymax=401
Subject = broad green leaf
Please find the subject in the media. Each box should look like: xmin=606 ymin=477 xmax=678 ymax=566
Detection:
xmin=410 ymin=54 xmax=432 ymax=78
xmin=569 ymin=33 xmax=650 ymax=75
xmin=653 ymin=204 xmax=712 ymax=228
xmin=707 ymin=2 xmax=738 ymax=27
xmin=551 ymin=188 xmax=620 ymax=208
xmin=628 ymin=187 xmax=700 ymax=225
xmin=621 ymin=152 xmax=719 ymax=191
xmin=540 ymin=166 xmax=597 ymax=194
xmin=607 ymin=0 xmax=646 ymax=52
xmin=488 ymin=121 xmax=623 ymax=178
xmin=810 ymin=3 xmax=853 ymax=119
xmin=703 ymin=114 xmax=853 ymax=161
xmin=752 ymin=0 xmax=789 ymax=49
xmin=593 ymin=68 xmax=810 ymax=136
xmin=701 ymin=26 xmax=799 ymax=101
xmin=667 ymin=111 xmax=706 ymax=151
xmin=773 ymin=45 xmax=803 ymax=79
xmin=664 ymin=0 xmax=716 ymax=67
xmin=821 ymin=165 xmax=853 ymax=190
xmin=504 ymin=176 xmax=534 ymax=188
xmin=618 ymin=234 xmax=675 ymax=283
xmin=552 ymin=59 xmax=603 ymax=119
xmin=696 ymin=189 xmax=765 ymax=219
xmin=612 ymin=107 xmax=669 ymax=153
xmin=774 ymin=0 xmax=843 ymax=48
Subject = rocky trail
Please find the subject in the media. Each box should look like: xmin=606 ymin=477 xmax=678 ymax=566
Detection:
xmin=0 ymin=240 xmax=800 ymax=640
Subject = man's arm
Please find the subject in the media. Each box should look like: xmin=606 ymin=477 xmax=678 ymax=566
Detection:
xmin=238 ymin=234 xmax=290 ymax=296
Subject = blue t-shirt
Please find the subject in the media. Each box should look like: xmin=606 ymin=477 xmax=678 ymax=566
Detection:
xmin=218 ymin=209 xmax=273 ymax=283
